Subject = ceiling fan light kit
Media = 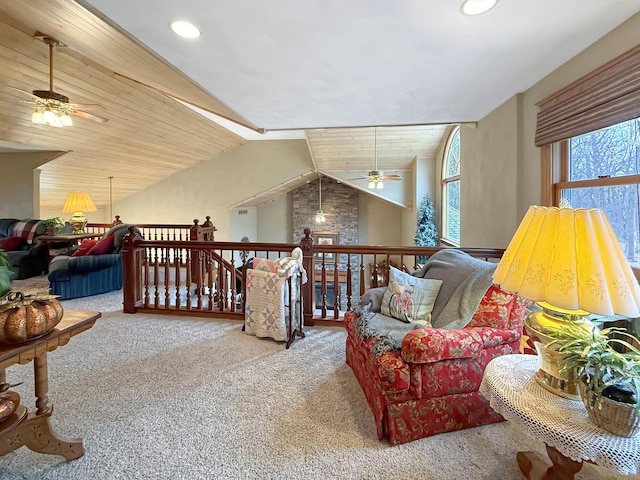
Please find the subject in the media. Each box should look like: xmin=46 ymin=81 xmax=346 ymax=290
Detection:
xmin=347 ymin=128 xmax=403 ymax=188
xmin=16 ymin=34 xmax=108 ymax=127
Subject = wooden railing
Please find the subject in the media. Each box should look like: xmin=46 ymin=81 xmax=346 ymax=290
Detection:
xmin=87 ymin=217 xmax=216 ymax=266
xmin=120 ymin=227 xmax=505 ymax=326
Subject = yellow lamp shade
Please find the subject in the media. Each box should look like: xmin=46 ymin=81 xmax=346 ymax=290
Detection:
xmin=62 ymin=191 xmax=97 ymax=214
xmin=493 ymin=205 xmax=640 ymax=317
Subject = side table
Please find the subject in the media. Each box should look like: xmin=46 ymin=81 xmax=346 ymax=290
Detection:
xmin=480 ymin=354 xmax=640 ymax=479
xmin=0 ymin=309 xmax=101 ymax=460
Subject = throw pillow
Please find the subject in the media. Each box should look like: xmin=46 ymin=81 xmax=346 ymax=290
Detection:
xmin=71 ymin=239 xmax=98 ymax=257
xmin=88 ymin=235 xmax=115 ymax=255
xmin=11 ymin=219 xmax=43 ymax=244
xmin=0 ymin=236 xmax=26 ymax=251
xmin=466 ymin=284 xmax=516 ymax=329
xmin=380 ymin=267 xmax=443 ymax=324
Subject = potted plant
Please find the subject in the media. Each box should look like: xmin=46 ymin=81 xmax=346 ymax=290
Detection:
xmin=42 ymin=216 xmax=65 ymax=235
xmin=552 ymin=321 xmax=640 ymax=436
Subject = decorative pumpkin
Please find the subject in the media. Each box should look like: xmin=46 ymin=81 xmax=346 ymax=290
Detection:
xmin=0 ymin=382 xmax=21 ymax=424
xmin=0 ymin=292 xmax=64 ymax=345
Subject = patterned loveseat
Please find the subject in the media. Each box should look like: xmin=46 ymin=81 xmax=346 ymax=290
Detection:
xmin=344 ymin=249 xmax=530 ymax=445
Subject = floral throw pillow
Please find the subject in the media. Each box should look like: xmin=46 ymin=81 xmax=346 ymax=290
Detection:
xmin=381 ymin=267 xmax=443 ymax=324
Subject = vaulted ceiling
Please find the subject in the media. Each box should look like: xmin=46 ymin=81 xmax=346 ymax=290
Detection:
xmin=0 ymin=0 xmax=639 ymax=211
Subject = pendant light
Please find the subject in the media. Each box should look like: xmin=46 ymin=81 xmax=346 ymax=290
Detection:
xmin=315 ymin=175 xmax=326 ymax=223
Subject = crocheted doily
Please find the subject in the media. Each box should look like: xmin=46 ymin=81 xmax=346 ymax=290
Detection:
xmin=479 ymin=354 xmax=640 ymax=475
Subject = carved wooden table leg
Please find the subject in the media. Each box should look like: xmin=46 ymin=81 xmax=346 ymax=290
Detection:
xmin=5 ymin=352 xmax=85 ymax=460
xmin=517 ymin=444 xmax=583 ymax=480
xmin=1 ymin=410 xmax=84 ymax=460
xmin=34 ymin=354 xmax=51 ymax=415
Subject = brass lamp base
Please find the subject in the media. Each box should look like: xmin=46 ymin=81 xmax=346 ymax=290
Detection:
xmin=68 ymin=212 xmax=87 ymax=234
xmin=525 ymin=303 xmax=592 ymax=400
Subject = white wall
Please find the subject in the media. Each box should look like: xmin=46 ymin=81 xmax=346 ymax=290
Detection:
xmin=358 ymin=192 xmax=403 ymax=246
xmin=463 ymin=11 xmax=640 ymax=248
xmin=461 ymin=97 xmax=519 ymax=248
xmin=0 ymin=152 xmax=62 ymax=219
xmin=115 ymin=140 xmax=313 ymax=240
xmin=229 ymin=207 xmax=257 ymax=242
xmin=257 ymin=195 xmax=291 ymax=243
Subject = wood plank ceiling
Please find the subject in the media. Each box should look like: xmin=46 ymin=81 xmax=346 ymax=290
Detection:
xmin=307 ymin=126 xmax=448 ymax=174
xmin=0 ymin=0 xmax=246 ymax=211
xmin=0 ymin=0 xmax=449 ymax=213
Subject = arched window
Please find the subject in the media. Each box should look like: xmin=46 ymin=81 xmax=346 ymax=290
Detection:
xmin=442 ymin=128 xmax=460 ymax=245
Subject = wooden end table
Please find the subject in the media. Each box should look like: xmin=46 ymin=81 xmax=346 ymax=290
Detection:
xmin=0 ymin=309 xmax=101 ymax=460
xmin=480 ymin=354 xmax=640 ymax=479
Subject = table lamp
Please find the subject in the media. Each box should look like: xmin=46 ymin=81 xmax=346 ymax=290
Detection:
xmin=62 ymin=191 xmax=97 ymax=233
xmin=493 ymin=205 xmax=640 ymax=399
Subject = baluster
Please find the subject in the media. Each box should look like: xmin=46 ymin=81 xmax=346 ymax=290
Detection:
xmin=196 ymin=251 xmax=203 ymax=310
xmin=218 ymin=250 xmax=226 ymax=312
xmin=333 ymin=263 xmax=340 ymax=319
xmin=164 ymin=247 xmax=170 ymax=307
xmin=186 ymin=250 xmax=192 ymax=310
xmin=359 ymin=254 xmax=365 ymax=297
xmin=154 ymin=255 xmax=160 ymax=308
xmin=321 ymin=257 xmax=327 ymax=319
xmin=230 ymin=250 xmax=237 ymax=313
xmin=143 ymin=251 xmax=150 ymax=308
xmin=207 ymin=256 xmax=214 ymax=311
xmin=175 ymin=247 xmax=181 ymax=308
xmin=346 ymin=256 xmax=353 ymax=311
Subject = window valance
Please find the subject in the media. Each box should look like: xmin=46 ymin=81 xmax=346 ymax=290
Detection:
xmin=535 ymin=44 xmax=640 ymax=147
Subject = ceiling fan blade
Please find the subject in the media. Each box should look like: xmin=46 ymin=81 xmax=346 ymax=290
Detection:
xmin=381 ymin=175 xmax=402 ymax=180
xmin=71 ymin=103 xmax=107 ymax=111
xmin=72 ymin=109 xmax=109 ymax=123
xmin=9 ymin=86 xmax=39 ymax=100
xmin=347 ymin=176 xmax=369 ymax=181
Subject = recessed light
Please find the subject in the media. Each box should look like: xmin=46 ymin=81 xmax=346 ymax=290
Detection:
xmin=460 ymin=0 xmax=498 ymax=16
xmin=170 ymin=20 xmax=200 ymax=39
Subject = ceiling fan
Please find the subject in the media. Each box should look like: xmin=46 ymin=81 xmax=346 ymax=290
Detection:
xmin=348 ymin=127 xmax=402 ymax=189
xmin=11 ymin=35 xmax=108 ymax=127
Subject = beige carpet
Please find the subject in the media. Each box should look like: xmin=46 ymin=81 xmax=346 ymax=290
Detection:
xmin=0 ymin=289 xmax=635 ymax=479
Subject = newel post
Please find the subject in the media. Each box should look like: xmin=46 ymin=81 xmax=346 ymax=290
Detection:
xmin=300 ymin=228 xmax=315 ymax=326
xmin=122 ymin=226 xmax=141 ymax=313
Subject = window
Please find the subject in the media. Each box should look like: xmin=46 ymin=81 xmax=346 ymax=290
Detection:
xmin=550 ymin=117 xmax=640 ymax=263
xmin=442 ymin=127 xmax=460 ymax=245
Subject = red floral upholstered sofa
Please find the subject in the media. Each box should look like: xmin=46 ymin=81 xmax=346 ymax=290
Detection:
xmin=344 ymin=249 xmax=530 ymax=445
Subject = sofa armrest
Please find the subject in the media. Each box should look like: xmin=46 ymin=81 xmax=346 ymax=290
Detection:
xmin=468 ymin=326 xmax=520 ymax=348
xmin=401 ymin=328 xmax=483 ymax=364
xmin=69 ymin=254 xmax=121 ymax=273
xmin=401 ymin=326 xmax=522 ymax=364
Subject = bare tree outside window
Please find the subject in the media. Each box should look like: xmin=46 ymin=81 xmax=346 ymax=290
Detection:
xmin=564 ymin=118 xmax=640 ymax=262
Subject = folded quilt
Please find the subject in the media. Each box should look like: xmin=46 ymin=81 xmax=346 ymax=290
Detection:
xmin=244 ymin=268 xmax=292 ymax=342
